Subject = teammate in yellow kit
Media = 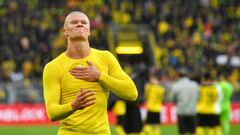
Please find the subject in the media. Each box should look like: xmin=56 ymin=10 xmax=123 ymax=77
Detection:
xmin=144 ymin=73 xmax=165 ymax=135
xmin=112 ymin=100 xmax=127 ymax=135
xmin=43 ymin=11 xmax=138 ymax=135
xmin=196 ymin=72 xmax=222 ymax=135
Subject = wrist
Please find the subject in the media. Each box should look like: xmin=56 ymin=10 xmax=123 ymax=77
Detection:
xmin=96 ymin=71 xmax=101 ymax=81
xmin=71 ymin=102 xmax=77 ymax=110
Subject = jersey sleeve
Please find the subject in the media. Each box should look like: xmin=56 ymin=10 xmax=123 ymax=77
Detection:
xmin=43 ymin=64 xmax=74 ymax=121
xmin=99 ymin=51 xmax=138 ymax=101
xmin=144 ymin=84 xmax=150 ymax=100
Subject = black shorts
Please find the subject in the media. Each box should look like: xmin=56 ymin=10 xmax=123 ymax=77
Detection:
xmin=197 ymin=113 xmax=220 ymax=127
xmin=146 ymin=111 xmax=161 ymax=124
xmin=123 ymin=102 xmax=143 ymax=133
xmin=177 ymin=115 xmax=197 ymax=134
xmin=117 ymin=115 xmax=125 ymax=126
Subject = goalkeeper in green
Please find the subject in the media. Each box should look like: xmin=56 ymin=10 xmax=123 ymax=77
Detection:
xmin=218 ymin=72 xmax=233 ymax=135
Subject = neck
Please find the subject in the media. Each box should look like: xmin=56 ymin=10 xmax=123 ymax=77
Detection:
xmin=202 ymin=80 xmax=213 ymax=85
xmin=66 ymin=39 xmax=91 ymax=59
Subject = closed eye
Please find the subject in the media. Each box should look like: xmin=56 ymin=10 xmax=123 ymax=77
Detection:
xmin=70 ymin=20 xmax=88 ymax=25
xmin=70 ymin=20 xmax=79 ymax=24
xmin=80 ymin=20 xmax=87 ymax=24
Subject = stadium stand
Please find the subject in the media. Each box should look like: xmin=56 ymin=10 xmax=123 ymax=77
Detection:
xmin=0 ymin=0 xmax=240 ymax=104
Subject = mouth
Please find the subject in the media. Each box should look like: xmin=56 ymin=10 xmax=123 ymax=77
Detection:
xmin=75 ymin=27 xmax=85 ymax=32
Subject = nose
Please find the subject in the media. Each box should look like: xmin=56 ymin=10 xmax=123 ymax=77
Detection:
xmin=76 ymin=23 xmax=83 ymax=27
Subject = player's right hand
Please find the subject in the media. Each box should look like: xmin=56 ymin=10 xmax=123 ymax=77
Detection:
xmin=71 ymin=88 xmax=96 ymax=110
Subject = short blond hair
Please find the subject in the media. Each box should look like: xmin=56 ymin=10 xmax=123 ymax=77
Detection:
xmin=63 ymin=11 xmax=90 ymax=28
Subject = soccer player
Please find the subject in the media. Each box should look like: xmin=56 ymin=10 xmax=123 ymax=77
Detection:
xmin=112 ymin=100 xmax=127 ymax=135
xmin=171 ymin=68 xmax=199 ymax=135
xmin=43 ymin=11 xmax=138 ymax=135
xmin=196 ymin=72 xmax=222 ymax=135
xmin=218 ymin=72 xmax=233 ymax=135
xmin=144 ymin=73 xmax=165 ymax=135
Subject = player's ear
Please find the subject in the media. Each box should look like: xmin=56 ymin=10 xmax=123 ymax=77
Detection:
xmin=63 ymin=28 xmax=68 ymax=37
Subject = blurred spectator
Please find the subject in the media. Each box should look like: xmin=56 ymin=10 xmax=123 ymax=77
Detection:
xmin=0 ymin=88 xmax=7 ymax=103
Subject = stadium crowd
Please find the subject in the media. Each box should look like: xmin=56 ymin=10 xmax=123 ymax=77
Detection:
xmin=0 ymin=0 xmax=239 ymax=103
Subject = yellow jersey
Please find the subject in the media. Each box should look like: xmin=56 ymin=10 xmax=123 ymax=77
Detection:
xmin=112 ymin=100 xmax=126 ymax=116
xmin=43 ymin=48 xmax=137 ymax=135
xmin=197 ymin=84 xmax=222 ymax=114
xmin=145 ymin=83 xmax=165 ymax=112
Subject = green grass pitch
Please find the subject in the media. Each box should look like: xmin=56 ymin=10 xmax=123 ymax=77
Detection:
xmin=0 ymin=125 xmax=239 ymax=135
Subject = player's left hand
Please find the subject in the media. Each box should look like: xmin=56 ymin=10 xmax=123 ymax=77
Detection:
xmin=69 ymin=61 xmax=100 ymax=82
